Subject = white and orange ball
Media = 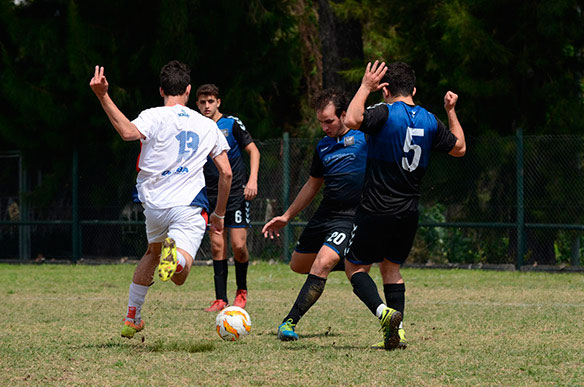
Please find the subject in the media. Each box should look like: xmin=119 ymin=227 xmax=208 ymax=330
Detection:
xmin=215 ymin=306 xmax=252 ymax=341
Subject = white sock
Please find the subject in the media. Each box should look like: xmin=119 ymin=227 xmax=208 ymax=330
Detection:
xmin=399 ymin=321 xmax=403 ymax=329
xmin=126 ymin=282 xmax=149 ymax=322
xmin=176 ymin=251 xmax=186 ymax=274
xmin=375 ymin=304 xmax=387 ymax=319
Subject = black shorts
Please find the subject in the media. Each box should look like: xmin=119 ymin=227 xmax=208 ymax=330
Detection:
xmin=208 ymin=197 xmax=251 ymax=228
xmin=345 ymin=210 xmax=419 ymax=265
xmin=295 ymin=216 xmax=353 ymax=258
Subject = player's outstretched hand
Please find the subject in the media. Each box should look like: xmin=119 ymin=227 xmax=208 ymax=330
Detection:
xmin=262 ymin=216 xmax=289 ymax=239
xmin=362 ymin=60 xmax=389 ymax=93
xmin=89 ymin=65 xmax=109 ymax=99
xmin=244 ymin=181 xmax=258 ymax=201
xmin=209 ymin=213 xmax=224 ymax=235
xmin=444 ymin=91 xmax=458 ymax=112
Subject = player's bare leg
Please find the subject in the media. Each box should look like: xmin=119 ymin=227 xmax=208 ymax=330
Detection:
xmin=289 ymin=251 xmax=317 ymax=274
xmin=230 ymin=228 xmax=249 ymax=308
xmin=122 ymin=243 xmax=161 ymax=338
xmin=206 ymin=231 xmax=229 ymax=311
xmin=170 ymin=247 xmax=193 ymax=286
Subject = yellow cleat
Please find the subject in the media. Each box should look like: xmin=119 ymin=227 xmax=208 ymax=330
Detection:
xmin=379 ymin=307 xmax=402 ymax=350
xmin=372 ymin=327 xmax=407 ymax=350
xmin=121 ymin=319 xmax=145 ymax=339
xmin=158 ymin=238 xmax=177 ymax=282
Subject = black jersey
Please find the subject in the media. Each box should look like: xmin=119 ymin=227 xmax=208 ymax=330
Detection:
xmin=204 ymin=115 xmax=253 ymax=209
xmin=359 ymin=102 xmax=457 ymax=215
xmin=309 ymin=129 xmax=368 ymax=219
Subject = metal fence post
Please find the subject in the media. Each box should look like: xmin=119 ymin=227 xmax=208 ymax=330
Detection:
xmin=72 ymin=149 xmax=81 ymax=263
xmin=282 ymin=132 xmax=291 ymax=262
xmin=18 ymin=154 xmax=31 ymax=260
xmin=571 ymin=235 xmax=580 ymax=266
xmin=516 ymin=128 xmax=525 ymax=270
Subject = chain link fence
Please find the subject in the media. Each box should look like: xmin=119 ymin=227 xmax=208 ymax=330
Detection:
xmin=1 ymin=133 xmax=583 ymax=268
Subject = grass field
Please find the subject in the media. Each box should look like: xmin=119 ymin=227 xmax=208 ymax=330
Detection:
xmin=1 ymin=262 xmax=583 ymax=386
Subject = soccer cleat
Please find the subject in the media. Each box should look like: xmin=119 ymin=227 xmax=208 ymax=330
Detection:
xmin=379 ymin=307 xmax=403 ymax=350
xmin=372 ymin=328 xmax=407 ymax=350
xmin=233 ymin=289 xmax=248 ymax=308
xmin=158 ymin=238 xmax=177 ymax=282
xmin=121 ymin=319 xmax=145 ymax=339
xmin=205 ymin=299 xmax=228 ymax=312
xmin=277 ymin=319 xmax=299 ymax=341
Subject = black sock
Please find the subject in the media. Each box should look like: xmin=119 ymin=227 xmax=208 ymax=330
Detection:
xmin=235 ymin=260 xmax=248 ymax=290
xmin=383 ymin=283 xmax=405 ymax=316
xmin=283 ymin=274 xmax=326 ymax=325
xmin=331 ymin=259 xmax=345 ymax=272
xmin=213 ymin=259 xmax=228 ymax=302
xmin=350 ymin=272 xmax=384 ymax=317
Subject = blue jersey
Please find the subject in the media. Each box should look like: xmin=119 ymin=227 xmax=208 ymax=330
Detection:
xmin=359 ymin=101 xmax=456 ymax=214
xmin=309 ymin=129 xmax=368 ymax=218
xmin=203 ymin=115 xmax=253 ymax=210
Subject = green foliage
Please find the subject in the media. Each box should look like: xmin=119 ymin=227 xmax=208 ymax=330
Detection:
xmin=334 ymin=0 xmax=584 ymax=136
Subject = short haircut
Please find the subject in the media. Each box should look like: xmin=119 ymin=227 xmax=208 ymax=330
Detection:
xmin=312 ymin=88 xmax=349 ymax=118
xmin=382 ymin=62 xmax=416 ymax=97
xmin=196 ymin=84 xmax=220 ymax=99
xmin=160 ymin=60 xmax=191 ymax=96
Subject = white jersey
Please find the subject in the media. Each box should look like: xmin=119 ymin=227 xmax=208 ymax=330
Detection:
xmin=132 ymin=104 xmax=229 ymax=210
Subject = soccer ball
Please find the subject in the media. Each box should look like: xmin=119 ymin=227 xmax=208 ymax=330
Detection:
xmin=215 ymin=306 xmax=252 ymax=341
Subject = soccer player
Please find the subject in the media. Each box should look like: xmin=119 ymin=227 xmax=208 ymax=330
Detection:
xmin=89 ymin=61 xmax=233 ymax=339
xmin=196 ymin=84 xmax=260 ymax=311
xmin=262 ymin=89 xmax=367 ymax=341
xmin=343 ymin=61 xmax=466 ymax=350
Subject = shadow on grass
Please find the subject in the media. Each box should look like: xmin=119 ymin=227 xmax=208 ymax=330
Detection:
xmin=80 ymin=338 xmax=215 ymax=353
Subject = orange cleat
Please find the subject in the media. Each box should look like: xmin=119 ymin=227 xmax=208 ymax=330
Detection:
xmin=233 ymin=289 xmax=248 ymax=308
xmin=205 ymin=299 xmax=228 ymax=312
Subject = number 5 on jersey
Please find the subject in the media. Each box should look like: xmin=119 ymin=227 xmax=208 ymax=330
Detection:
xmin=402 ymin=127 xmax=424 ymax=172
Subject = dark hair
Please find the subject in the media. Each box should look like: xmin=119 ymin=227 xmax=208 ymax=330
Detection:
xmin=159 ymin=60 xmax=191 ymax=96
xmin=196 ymin=84 xmax=220 ymax=99
xmin=382 ymin=62 xmax=416 ymax=97
xmin=312 ymin=88 xmax=349 ymax=117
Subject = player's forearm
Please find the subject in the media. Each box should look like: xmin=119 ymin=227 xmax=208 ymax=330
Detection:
xmin=282 ymin=179 xmax=321 ymax=221
xmin=447 ymin=109 xmax=466 ymax=157
xmin=98 ymin=94 xmax=142 ymax=141
xmin=247 ymin=145 xmax=260 ymax=183
xmin=345 ymin=85 xmax=370 ymax=129
xmin=215 ymin=172 xmax=232 ymax=216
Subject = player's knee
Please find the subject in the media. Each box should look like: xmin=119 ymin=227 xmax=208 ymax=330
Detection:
xmin=231 ymin=244 xmax=247 ymax=258
xmin=290 ymin=260 xmax=309 ymax=274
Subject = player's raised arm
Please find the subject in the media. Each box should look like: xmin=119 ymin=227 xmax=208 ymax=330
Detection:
xmin=444 ymin=91 xmax=466 ymax=157
xmin=262 ymin=176 xmax=323 ymax=239
xmin=345 ymin=61 xmax=389 ymax=130
xmin=243 ymin=142 xmax=260 ymax=201
xmin=210 ymin=151 xmax=232 ymax=234
xmin=89 ymin=65 xmax=144 ymax=141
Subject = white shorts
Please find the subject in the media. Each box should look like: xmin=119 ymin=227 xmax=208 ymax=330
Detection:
xmin=143 ymin=206 xmax=207 ymax=259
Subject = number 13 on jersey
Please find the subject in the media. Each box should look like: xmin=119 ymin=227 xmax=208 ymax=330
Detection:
xmin=176 ymin=131 xmax=199 ymax=162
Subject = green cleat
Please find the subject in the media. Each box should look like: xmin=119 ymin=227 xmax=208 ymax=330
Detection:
xmin=121 ymin=319 xmax=145 ymax=339
xmin=372 ymin=327 xmax=407 ymax=350
xmin=379 ymin=307 xmax=402 ymax=350
xmin=158 ymin=237 xmax=177 ymax=282
xmin=277 ymin=319 xmax=299 ymax=341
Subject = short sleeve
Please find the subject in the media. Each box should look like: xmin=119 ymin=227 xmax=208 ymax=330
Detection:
xmin=131 ymin=109 xmax=158 ymax=143
xmin=210 ymin=124 xmax=231 ymax=158
xmin=360 ymin=103 xmax=389 ymax=135
xmin=231 ymin=117 xmax=254 ymax=148
xmin=309 ymin=148 xmax=324 ymax=178
xmin=431 ymin=115 xmax=457 ymax=153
